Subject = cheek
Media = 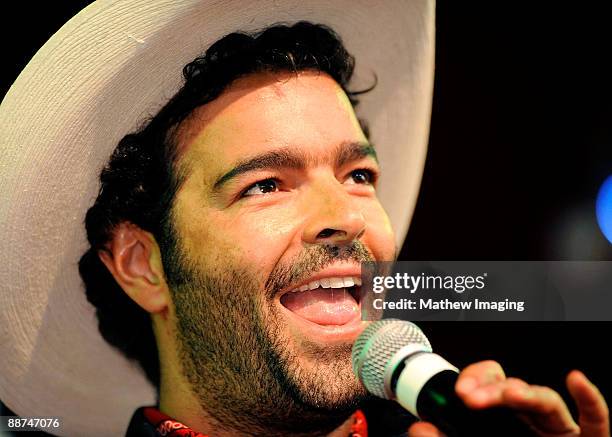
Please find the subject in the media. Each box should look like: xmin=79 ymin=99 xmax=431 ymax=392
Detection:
xmin=181 ymin=204 xmax=301 ymax=274
xmin=232 ymin=213 xmax=297 ymax=267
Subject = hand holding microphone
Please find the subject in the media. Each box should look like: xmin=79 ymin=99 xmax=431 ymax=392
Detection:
xmin=352 ymin=319 xmax=610 ymax=437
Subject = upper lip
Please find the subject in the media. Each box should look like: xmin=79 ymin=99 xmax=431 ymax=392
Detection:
xmin=277 ymin=263 xmax=363 ymax=297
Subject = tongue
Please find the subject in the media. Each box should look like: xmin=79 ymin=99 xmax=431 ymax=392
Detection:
xmin=280 ymin=287 xmax=359 ymax=325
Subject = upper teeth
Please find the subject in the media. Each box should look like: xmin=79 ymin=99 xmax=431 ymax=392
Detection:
xmin=289 ymin=276 xmax=362 ymax=293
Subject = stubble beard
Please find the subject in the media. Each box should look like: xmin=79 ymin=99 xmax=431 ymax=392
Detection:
xmin=162 ymin=236 xmax=374 ymax=436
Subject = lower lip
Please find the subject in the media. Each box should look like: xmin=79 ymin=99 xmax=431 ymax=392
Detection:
xmin=278 ymin=301 xmax=367 ymax=343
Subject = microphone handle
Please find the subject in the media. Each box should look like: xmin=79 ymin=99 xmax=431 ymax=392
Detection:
xmin=417 ymin=370 xmax=539 ymax=437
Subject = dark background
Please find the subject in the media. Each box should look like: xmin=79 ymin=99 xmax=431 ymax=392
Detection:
xmin=3 ymin=1 xmax=611 ymax=434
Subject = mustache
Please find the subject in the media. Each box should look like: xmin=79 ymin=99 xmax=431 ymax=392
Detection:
xmin=265 ymin=241 xmax=374 ymax=298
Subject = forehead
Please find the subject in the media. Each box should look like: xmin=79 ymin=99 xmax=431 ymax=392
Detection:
xmin=175 ymin=71 xmax=366 ymax=177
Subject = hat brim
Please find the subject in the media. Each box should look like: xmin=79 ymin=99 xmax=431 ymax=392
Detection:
xmin=0 ymin=1 xmax=434 ymax=435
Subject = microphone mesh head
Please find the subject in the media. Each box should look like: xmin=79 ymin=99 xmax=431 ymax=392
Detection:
xmin=352 ymin=319 xmax=432 ymax=399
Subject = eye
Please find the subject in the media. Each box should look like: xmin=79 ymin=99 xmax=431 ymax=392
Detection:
xmin=347 ymin=168 xmax=376 ymax=185
xmin=241 ymin=178 xmax=279 ymax=197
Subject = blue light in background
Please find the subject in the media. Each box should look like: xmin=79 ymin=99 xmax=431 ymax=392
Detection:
xmin=596 ymin=175 xmax=612 ymax=244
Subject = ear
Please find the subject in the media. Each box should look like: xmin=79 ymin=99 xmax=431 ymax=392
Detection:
xmin=98 ymin=222 xmax=169 ymax=314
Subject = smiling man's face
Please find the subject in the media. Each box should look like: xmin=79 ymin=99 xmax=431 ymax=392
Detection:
xmin=162 ymin=70 xmax=396 ymax=432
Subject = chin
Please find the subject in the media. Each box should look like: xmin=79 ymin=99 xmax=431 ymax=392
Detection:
xmin=273 ymin=321 xmax=368 ymax=412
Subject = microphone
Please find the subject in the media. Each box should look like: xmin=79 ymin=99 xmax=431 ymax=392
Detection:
xmin=352 ymin=319 xmax=538 ymax=437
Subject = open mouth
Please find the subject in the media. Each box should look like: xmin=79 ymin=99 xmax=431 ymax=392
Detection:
xmin=279 ymin=276 xmax=362 ymax=326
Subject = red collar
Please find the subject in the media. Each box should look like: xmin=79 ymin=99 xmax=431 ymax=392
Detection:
xmin=142 ymin=407 xmax=368 ymax=436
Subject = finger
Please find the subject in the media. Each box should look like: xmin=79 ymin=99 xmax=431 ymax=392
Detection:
xmin=501 ymin=383 xmax=579 ymax=435
xmin=455 ymin=360 xmax=506 ymax=397
xmin=457 ymin=376 xmax=579 ymax=435
xmin=567 ymin=370 xmax=610 ymax=437
xmin=460 ymin=377 xmax=529 ymax=409
xmin=408 ymin=421 xmax=448 ymax=437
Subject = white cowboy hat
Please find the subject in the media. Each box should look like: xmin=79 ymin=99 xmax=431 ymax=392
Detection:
xmin=0 ymin=1 xmax=434 ymax=435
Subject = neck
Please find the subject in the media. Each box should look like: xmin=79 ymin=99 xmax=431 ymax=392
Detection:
xmin=159 ymin=386 xmax=357 ymax=437
xmin=153 ymin=316 xmax=360 ymax=436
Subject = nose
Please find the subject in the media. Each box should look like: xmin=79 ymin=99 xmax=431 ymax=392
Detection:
xmin=301 ymin=180 xmax=367 ymax=246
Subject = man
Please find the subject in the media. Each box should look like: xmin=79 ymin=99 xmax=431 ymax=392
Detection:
xmin=81 ymin=21 xmax=393 ymax=435
xmin=0 ymin=2 xmax=608 ymax=437
xmin=80 ymin=22 xmax=608 ymax=437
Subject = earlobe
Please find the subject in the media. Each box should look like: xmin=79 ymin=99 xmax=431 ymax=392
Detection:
xmin=98 ymin=223 xmax=169 ymax=314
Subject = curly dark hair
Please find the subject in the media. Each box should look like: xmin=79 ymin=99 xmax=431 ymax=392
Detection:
xmin=79 ymin=21 xmax=373 ymax=391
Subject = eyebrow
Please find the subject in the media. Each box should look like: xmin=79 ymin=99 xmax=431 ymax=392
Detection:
xmin=212 ymin=141 xmax=378 ymax=191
